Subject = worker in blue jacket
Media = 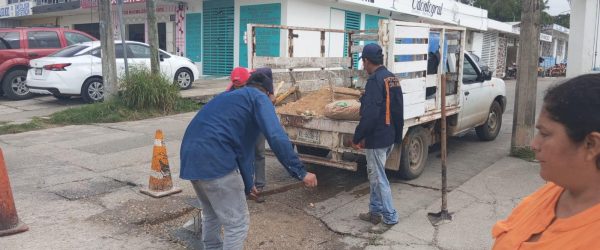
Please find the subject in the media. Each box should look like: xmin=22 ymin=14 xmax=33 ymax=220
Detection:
xmin=180 ymin=72 xmax=318 ymax=250
xmin=352 ymin=43 xmax=404 ymax=234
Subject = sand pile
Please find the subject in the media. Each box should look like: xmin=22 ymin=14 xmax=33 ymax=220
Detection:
xmin=276 ymin=87 xmax=359 ymax=117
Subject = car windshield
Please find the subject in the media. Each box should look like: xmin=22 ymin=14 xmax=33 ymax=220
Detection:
xmin=48 ymin=45 xmax=89 ymax=57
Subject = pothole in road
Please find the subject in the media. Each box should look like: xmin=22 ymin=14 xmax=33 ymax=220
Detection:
xmin=46 ymin=177 xmax=127 ymax=201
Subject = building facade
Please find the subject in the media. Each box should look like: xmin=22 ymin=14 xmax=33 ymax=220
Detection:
xmin=1 ymin=0 xmax=495 ymax=76
xmin=567 ymin=0 xmax=600 ymax=76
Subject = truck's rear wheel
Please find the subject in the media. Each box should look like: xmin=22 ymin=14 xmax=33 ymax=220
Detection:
xmin=476 ymin=101 xmax=502 ymax=141
xmin=398 ymin=127 xmax=429 ymax=180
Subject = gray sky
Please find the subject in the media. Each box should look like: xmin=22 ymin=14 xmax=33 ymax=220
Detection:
xmin=545 ymin=0 xmax=571 ymax=16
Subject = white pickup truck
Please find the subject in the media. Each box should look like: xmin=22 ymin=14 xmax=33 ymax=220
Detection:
xmin=247 ymin=20 xmax=506 ymax=179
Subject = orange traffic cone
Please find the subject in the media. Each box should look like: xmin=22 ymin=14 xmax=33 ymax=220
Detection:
xmin=140 ymin=130 xmax=182 ymax=198
xmin=0 ymin=148 xmax=28 ymax=237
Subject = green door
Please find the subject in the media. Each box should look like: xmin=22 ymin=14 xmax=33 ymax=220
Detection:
xmin=239 ymin=3 xmax=281 ymax=67
xmin=344 ymin=10 xmax=361 ymax=69
xmin=203 ymin=0 xmax=234 ymax=76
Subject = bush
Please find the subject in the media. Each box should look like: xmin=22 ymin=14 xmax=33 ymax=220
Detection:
xmin=119 ymin=68 xmax=180 ymax=113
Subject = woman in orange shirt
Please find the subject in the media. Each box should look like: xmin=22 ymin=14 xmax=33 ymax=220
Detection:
xmin=492 ymin=73 xmax=600 ymax=249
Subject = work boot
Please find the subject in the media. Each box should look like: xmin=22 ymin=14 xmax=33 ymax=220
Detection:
xmin=358 ymin=212 xmax=382 ymax=225
xmin=368 ymin=222 xmax=395 ymax=234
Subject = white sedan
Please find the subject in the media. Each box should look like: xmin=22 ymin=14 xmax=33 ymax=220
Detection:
xmin=26 ymin=40 xmax=200 ymax=103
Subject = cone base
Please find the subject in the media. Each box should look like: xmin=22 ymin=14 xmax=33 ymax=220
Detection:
xmin=140 ymin=187 xmax=182 ymax=198
xmin=0 ymin=220 xmax=29 ymax=237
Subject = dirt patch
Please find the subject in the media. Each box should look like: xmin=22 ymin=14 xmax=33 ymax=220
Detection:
xmin=276 ymin=87 xmax=359 ymax=117
xmin=89 ymin=195 xmax=195 ymax=226
xmin=245 ymin=200 xmax=348 ymax=249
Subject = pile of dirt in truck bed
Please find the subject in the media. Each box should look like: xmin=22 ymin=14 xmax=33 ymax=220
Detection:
xmin=276 ymin=87 xmax=359 ymax=117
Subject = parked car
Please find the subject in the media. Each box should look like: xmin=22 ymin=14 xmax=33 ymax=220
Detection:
xmin=26 ymin=40 xmax=200 ymax=103
xmin=0 ymin=27 xmax=96 ymax=100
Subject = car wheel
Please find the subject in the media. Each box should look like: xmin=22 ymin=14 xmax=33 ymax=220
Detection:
xmin=398 ymin=127 xmax=429 ymax=180
xmin=81 ymin=77 xmax=104 ymax=103
xmin=2 ymin=69 xmax=34 ymax=100
xmin=53 ymin=94 xmax=71 ymax=100
xmin=174 ymin=68 xmax=193 ymax=90
xmin=476 ymin=101 xmax=503 ymax=141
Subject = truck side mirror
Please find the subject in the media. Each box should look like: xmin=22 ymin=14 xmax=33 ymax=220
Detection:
xmin=480 ymin=66 xmax=493 ymax=81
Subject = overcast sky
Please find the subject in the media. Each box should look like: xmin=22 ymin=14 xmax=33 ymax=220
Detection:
xmin=545 ymin=0 xmax=571 ymax=16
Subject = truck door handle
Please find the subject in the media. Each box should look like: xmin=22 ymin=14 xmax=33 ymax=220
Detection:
xmin=28 ymin=53 xmax=38 ymax=57
xmin=464 ymin=91 xmax=470 ymax=96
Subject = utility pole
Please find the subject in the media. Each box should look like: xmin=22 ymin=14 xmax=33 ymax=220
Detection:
xmin=99 ymin=0 xmax=118 ymax=101
xmin=511 ymin=0 xmax=542 ymax=155
xmin=146 ymin=0 xmax=160 ymax=75
xmin=117 ymin=0 xmax=128 ymax=78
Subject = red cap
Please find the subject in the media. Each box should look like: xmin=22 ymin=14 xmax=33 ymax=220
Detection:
xmin=230 ymin=67 xmax=250 ymax=87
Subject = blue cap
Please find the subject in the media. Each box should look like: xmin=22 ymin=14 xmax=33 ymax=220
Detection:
xmin=250 ymin=67 xmax=274 ymax=95
xmin=359 ymin=43 xmax=384 ymax=63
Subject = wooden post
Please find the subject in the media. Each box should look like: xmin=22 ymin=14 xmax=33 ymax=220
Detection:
xmin=146 ymin=0 xmax=160 ymax=75
xmin=288 ymin=29 xmax=294 ymax=58
xmin=511 ymin=0 xmax=541 ymax=154
xmin=440 ymin=73 xmax=448 ymax=214
xmin=320 ymin=31 xmax=326 ymax=57
xmin=99 ymin=0 xmax=118 ymax=101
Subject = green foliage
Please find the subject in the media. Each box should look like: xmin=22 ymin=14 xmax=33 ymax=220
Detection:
xmin=510 ymin=146 xmax=536 ymax=162
xmin=465 ymin=0 xmax=568 ymax=27
xmin=0 ymin=118 xmax=47 ymax=135
xmin=119 ymin=68 xmax=180 ymax=113
xmin=0 ymin=97 xmax=201 ymax=135
xmin=554 ymin=14 xmax=570 ymax=28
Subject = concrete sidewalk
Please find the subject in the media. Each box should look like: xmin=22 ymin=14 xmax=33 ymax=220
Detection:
xmin=359 ymin=156 xmax=543 ymax=249
xmin=181 ymin=78 xmax=229 ymax=103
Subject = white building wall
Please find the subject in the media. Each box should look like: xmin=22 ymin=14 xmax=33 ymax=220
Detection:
xmin=283 ymin=0 xmax=411 ymax=58
xmin=470 ymin=31 xmax=484 ymax=59
xmin=567 ymin=0 xmax=600 ymax=76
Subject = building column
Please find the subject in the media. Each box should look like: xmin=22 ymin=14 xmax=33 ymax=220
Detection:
xmin=552 ymin=38 xmax=558 ymax=60
xmin=562 ymin=39 xmax=568 ymax=63
xmin=567 ymin=0 xmax=600 ymax=76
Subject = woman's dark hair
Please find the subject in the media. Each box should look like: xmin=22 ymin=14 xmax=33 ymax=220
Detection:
xmin=543 ymin=73 xmax=600 ymax=144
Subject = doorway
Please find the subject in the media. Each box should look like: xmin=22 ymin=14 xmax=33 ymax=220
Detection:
xmin=128 ymin=24 xmax=145 ymax=43
xmin=158 ymin=22 xmax=166 ymax=51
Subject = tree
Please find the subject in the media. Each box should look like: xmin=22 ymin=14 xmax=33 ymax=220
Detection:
xmin=511 ymin=0 xmax=542 ymax=156
xmin=470 ymin=0 xmax=549 ymax=22
xmin=146 ymin=0 xmax=160 ymax=75
xmin=554 ymin=14 xmax=570 ymax=28
xmin=98 ymin=0 xmax=118 ymax=101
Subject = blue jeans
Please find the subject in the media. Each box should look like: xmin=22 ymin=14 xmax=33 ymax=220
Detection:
xmin=254 ymin=133 xmax=266 ymax=189
xmin=366 ymin=145 xmax=399 ymax=225
xmin=191 ymin=170 xmax=249 ymax=250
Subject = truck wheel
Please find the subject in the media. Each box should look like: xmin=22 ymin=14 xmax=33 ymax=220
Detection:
xmin=398 ymin=127 xmax=429 ymax=180
xmin=476 ymin=101 xmax=502 ymax=141
xmin=2 ymin=69 xmax=33 ymax=100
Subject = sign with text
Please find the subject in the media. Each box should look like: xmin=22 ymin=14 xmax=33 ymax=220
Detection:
xmin=340 ymin=0 xmax=488 ymax=30
xmin=0 ymin=2 xmax=33 ymax=19
xmin=540 ymin=33 xmax=553 ymax=42
xmin=81 ymin=0 xmax=145 ymax=9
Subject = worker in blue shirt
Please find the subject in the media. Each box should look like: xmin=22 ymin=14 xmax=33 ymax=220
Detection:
xmin=180 ymin=71 xmax=318 ymax=250
xmin=225 ymin=67 xmax=273 ymax=203
xmin=352 ymin=43 xmax=404 ymax=234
